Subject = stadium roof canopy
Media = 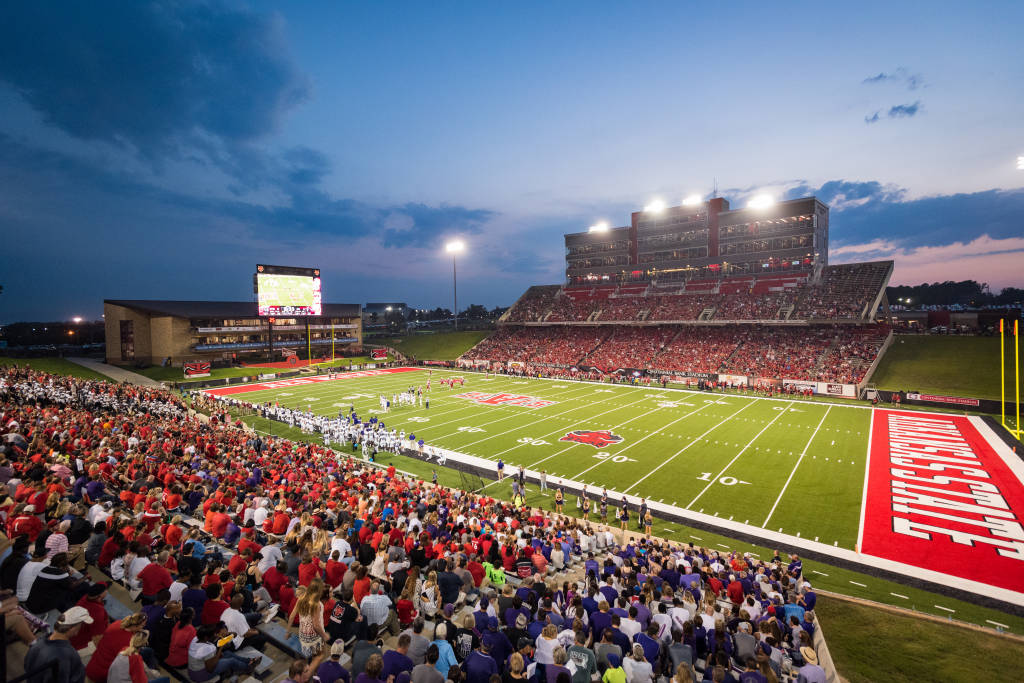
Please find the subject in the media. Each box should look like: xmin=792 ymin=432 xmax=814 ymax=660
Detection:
xmin=104 ymin=300 xmax=361 ymax=318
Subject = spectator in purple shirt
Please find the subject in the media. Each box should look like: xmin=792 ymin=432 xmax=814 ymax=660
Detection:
xmin=461 ymin=640 xmax=498 ymax=683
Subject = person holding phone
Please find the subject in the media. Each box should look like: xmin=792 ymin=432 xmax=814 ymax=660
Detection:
xmin=186 ymin=623 xmax=257 ymax=682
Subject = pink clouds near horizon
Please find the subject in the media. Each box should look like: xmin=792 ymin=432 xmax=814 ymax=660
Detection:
xmin=831 ymin=234 xmax=1024 ymax=290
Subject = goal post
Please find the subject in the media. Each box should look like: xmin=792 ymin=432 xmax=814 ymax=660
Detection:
xmin=1001 ymin=319 xmax=1021 ymax=439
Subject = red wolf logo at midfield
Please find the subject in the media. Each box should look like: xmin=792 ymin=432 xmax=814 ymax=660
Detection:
xmin=455 ymin=392 xmax=557 ymax=408
xmin=560 ymin=430 xmax=625 ymax=448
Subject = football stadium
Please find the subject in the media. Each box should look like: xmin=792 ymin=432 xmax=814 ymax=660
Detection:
xmin=3 ymin=4 xmax=1024 ymax=683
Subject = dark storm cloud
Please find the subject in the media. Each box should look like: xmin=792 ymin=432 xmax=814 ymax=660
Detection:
xmin=0 ymin=1 xmax=308 ymax=158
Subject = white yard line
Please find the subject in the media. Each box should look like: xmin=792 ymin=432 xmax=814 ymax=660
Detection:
xmin=855 ymin=408 xmax=877 ymax=552
xmin=685 ymin=401 xmax=797 ymax=509
xmin=567 ymin=401 xmax=720 ymax=482
xmin=397 ymin=381 xmax=602 ymax=437
xmin=622 ymin=400 xmax=756 ymax=493
xmin=437 ymin=384 xmax=648 ymax=450
xmin=425 ymin=385 xmax=638 ymax=448
xmin=761 ymin=406 xmax=832 ymax=528
xmin=478 ymin=392 xmax=675 ymax=490
xmin=485 ymin=391 xmax=665 ymax=464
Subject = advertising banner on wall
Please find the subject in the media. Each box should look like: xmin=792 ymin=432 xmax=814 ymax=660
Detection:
xmin=719 ymin=374 xmax=748 ymax=385
xmin=906 ymin=393 xmax=981 ymax=407
xmin=818 ymin=382 xmax=856 ymax=398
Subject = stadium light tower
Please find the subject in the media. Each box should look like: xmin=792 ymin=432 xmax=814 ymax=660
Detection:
xmin=445 ymin=240 xmax=465 ymax=329
xmin=644 ymin=199 xmax=666 ymax=214
xmin=682 ymin=194 xmax=703 ymax=206
xmin=72 ymin=316 xmax=82 ymax=324
xmin=747 ymin=194 xmax=775 ymax=209
xmin=588 ymin=221 xmax=609 ymax=233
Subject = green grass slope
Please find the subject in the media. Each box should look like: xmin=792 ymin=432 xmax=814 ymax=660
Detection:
xmin=0 ymin=357 xmax=111 ymax=381
xmin=871 ymin=335 xmax=1015 ymax=400
xmin=385 ymin=330 xmax=491 ymax=360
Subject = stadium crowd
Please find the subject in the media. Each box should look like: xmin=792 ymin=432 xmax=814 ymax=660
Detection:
xmin=463 ymin=325 xmax=889 ymax=385
xmin=0 ymin=364 xmax=829 ymax=683
xmin=502 ymin=264 xmax=890 ymax=325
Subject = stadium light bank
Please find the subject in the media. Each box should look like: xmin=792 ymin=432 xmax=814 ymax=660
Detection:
xmin=643 ymin=199 xmax=666 ymax=214
xmin=588 ymin=221 xmax=610 ymax=233
xmin=747 ymin=194 xmax=775 ymax=209
xmin=682 ymin=194 xmax=703 ymax=206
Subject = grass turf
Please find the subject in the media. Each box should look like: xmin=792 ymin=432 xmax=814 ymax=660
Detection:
xmin=383 ymin=330 xmax=491 ymax=360
xmin=134 ymin=356 xmax=385 ymax=382
xmin=219 ymin=369 xmax=870 ymax=547
xmin=0 ymin=356 xmax=111 ymax=381
xmin=816 ymin=598 xmax=1024 ymax=682
xmin=872 ymin=335 xmax=1016 ymax=401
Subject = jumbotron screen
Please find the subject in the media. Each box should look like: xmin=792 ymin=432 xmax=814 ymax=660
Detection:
xmin=256 ymin=264 xmax=322 ymax=316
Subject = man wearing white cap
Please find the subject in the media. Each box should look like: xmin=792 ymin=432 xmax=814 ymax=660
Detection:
xmin=23 ymin=605 xmax=92 ymax=683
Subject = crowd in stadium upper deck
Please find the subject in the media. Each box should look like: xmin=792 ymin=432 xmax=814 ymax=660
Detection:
xmin=0 ymin=365 xmax=829 ymax=683
xmin=502 ymin=264 xmax=890 ymax=325
xmin=462 ymin=325 xmax=889 ymax=385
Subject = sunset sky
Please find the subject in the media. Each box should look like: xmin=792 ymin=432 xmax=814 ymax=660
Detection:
xmin=1 ymin=1 xmax=1022 ymax=321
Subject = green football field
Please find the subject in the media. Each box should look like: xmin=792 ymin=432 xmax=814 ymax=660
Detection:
xmin=210 ymin=367 xmax=871 ymax=548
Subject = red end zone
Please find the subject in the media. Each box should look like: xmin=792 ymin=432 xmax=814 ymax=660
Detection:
xmin=860 ymin=409 xmax=1024 ymax=593
xmin=203 ymin=367 xmax=420 ymax=396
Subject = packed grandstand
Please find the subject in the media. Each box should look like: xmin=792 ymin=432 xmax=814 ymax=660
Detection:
xmin=0 ymin=365 xmax=829 ymax=683
xmin=459 ymin=262 xmax=894 ymax=388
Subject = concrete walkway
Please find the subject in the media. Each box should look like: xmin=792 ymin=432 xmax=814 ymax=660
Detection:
xmin=66 ymin=357 xmax=165 ymax=388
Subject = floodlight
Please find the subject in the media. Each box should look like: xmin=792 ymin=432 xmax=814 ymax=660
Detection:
xmin=747 ymin=194 xmax=775 ymax=209
xmin=72 ymin=316 xmax=83 ymax=324
xmin=1017 ymin=156 xmax=1024 ymax=170
xmin=644 ymin=199 xmax=666 ymax=214
xmin=682 ymin=194 xmax=702 ymax=206
xmin=445 ymin=240 xmax=465 ymax=253
xmin=588 ymin=221 xmax=610 ymax=233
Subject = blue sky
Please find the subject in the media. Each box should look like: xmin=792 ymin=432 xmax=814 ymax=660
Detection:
xmin=1 ymin=1 xmax=1023 ymax=322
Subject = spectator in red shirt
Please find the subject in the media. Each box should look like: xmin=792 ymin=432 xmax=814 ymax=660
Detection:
xmin=70 ymin=582 xmax=111 ymax=650
xmin=297 ymin=553 xmax=322 ymax=587
xmin=262 ymin=560 xmax=288 ymax=603
xmin=325 ymin=551 xmax=347 ymax=588
xmin=200 ymin=583 xmax=229 ymax=625
xmin=138 ymin=550 xmax=174 ymax=603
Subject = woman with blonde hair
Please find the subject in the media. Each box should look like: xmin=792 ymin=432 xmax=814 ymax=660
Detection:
xmin=672 ymin=661 xmax=694 ymax=683
xmin=534 ymin=623 xmax=559 ymax=665
xmin=420 ymin=570 xmax=439 ymax=617
xmin=107 ymin=630 xmax=162 ymax=683
xmin=287 ymin=577 xmax=330 ymax=657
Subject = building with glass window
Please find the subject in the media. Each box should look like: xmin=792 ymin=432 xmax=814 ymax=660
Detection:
xmin=103 ymin=300 xmax=362 ymax=366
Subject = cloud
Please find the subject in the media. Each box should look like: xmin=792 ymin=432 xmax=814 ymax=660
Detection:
xmin=831 ymin=235 xmax=1024 ymax=290
xmin=783 ymin=179 xmax=905 ymax=210
xmin=887 ymin=101 xmax=921 ymax=118
xmin=862 ymin=67 xmax=923 ymax=90
xmin=864 ymin=100 xmax=922 ymax=124
xmin=0 ymin=2 xmax=307 ymax=154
